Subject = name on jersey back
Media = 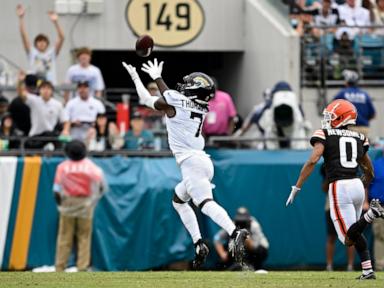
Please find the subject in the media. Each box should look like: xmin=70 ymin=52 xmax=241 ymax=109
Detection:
xmin=326 ymin=129 xmax=364 ymax=140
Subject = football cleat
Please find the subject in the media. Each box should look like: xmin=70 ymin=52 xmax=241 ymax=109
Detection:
xmin=192 ymin=240 xmax=209 ymax=269
xmin=229 ymin=229 xmax=249 ymax=265
xmin=370 ymin=199 xmax=384 ymax=219
xmin=356 ymin=272 xmax=376 ymax=280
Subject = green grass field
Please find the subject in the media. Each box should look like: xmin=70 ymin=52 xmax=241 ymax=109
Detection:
xmin=0 ymin=271 xmax=382 ymax=288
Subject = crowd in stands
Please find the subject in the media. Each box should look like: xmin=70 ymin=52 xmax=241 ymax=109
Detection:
xmin=0 ymin=3 xmax=379 ymax=152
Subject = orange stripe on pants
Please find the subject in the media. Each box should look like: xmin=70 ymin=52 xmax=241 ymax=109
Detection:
xmin=332 ymin=181 xmax=348 ymax=236
xmin=9 ymin=157 xmax=41 ymax=270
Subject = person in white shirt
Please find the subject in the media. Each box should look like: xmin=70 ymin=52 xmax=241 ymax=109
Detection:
xmin=64 ymin=47 xmax=105 ymax=102
xmin=17 ymin=72 xmax=64 ymax=149
xmin=16 ymin=4 xmax=64 ymax=85
xmin=62 ymin=81 xmax=106 ymax=141
xmin=337 ymin=0 xmax=371 ymax=39
xmin=122 ymin=59 xmax=249 ymax=269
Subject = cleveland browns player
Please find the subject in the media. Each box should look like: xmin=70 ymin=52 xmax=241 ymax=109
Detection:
xmin=122 ymin=59 xmax=249 ymax=268
xmin=286 ymin=99 xmax=384 ymax=280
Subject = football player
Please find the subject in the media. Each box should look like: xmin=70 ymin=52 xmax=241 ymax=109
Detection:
xmin=122 ymin=59 xmax=248 ymax=268
xmin=286 ymin=99 xmax=384 ymax=280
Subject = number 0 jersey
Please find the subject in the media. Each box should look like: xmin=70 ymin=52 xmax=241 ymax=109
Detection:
xmin=310 ymin=128 xmax=369 ymax=183
xmin=163 ymin=90 xmax=208 ymax=163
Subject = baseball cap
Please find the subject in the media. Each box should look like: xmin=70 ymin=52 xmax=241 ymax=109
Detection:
xmin=77 ymin=81 xmax=89 ymax=87
xmin=234 ymin=207 xmax=251 ymax=223
xmin=0 ymin=95 xmax=9 ymax=105
xmin=64 ymin=140 xmax=87 ymax=161
xmin=131 ymin=110 xmax=143 ymax=119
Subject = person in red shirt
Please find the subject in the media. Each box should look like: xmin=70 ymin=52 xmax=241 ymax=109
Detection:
xmin=202 ymin=79 xmax=237 ymax=137
xmin=54 ymin=140 xmax=107 ymax=272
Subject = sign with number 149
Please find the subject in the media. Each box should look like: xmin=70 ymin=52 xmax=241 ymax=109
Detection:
xmin=126 ymin=0 xmax=205 ymax=47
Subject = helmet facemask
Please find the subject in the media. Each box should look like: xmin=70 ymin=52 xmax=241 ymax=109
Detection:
xmin=321 ymin=110 xmax=335 ymax=129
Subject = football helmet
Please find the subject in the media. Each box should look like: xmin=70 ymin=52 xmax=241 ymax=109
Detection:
xmin=321 ymin=99 xmax=357 ymax=129
xmin=176 ymin=72 xmax=215 ymax=105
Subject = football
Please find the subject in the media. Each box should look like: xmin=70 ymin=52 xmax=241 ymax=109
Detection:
xmin=135 ymin=35 xmax=154 ymax=57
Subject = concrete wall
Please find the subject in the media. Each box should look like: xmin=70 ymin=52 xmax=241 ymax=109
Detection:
xmin=302 ymin=88 xmax=384 ymax=138
xmin=235 ymin=0 xmax=301 ymax=116
xmin=0 ymin=0 xmax=244 ymax=84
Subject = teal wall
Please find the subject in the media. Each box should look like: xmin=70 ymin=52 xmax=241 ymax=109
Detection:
xmin=3 ymin=149 xmax=380 ymax=270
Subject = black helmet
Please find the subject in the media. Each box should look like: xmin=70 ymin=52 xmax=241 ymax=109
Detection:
xmin=64 ymin=140 xmax=87 ymax=161
xmin=176 ymin=72 xmax=215 ymax=106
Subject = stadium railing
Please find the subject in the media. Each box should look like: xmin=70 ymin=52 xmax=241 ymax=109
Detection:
xmin=0 ymin=135 xmax=313 ymax=156
xmin=301 ymin=24 xmax=384 ymax=88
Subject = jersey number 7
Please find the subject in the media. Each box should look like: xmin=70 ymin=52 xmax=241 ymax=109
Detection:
xmin=190 ymin=112 xmax=203 ymax=137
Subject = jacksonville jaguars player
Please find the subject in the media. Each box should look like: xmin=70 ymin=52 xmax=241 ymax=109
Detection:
xmin=122 ymin=59 xmax=248 ymax=268
xmin=286 ymin=99 xmax=384 ymax=280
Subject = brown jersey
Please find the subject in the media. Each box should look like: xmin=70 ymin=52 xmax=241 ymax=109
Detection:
xmin=310 ymin=128 xmax=369 ymax=183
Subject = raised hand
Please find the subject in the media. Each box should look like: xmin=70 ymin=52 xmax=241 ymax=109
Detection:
xmin=141 ymin=58 xmax=164 ymax=80
xmin=16 ymin=4 xmax=26 ymax=18
xmin=48 ymin=11 xmax=58 ymax=22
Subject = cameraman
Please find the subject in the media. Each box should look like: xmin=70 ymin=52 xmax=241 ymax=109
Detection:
xmin=214 ymin=207 xmax=269 ymax=270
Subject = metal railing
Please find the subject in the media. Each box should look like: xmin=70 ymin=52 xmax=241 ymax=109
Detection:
xmin=301 ymin=24 xmax=384 ymax=88
xmin=0 ymin=135 xmax=314 ymax=156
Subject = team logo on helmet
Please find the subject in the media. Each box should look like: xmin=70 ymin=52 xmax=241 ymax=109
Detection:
xmin=176 ymin=72 xmax=215 ymax=106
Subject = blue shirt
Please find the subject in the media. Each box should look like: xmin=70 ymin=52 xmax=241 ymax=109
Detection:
xmin=369 ymin=157 xmax=384 ymax=203
xmin=124 ymin=130 xmax=154 ymax=150
xmin=333 ymin=87 xmax=375 ymax=127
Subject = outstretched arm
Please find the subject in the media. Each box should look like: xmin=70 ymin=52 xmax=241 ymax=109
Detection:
xmin=286 ymin=142 xmax=324 ymax=206
xmin=48 ymin=11 xmax=65 ymax=55
xmin=122 ymin=61 xmax=174 ymax=116
xmin=16 ymin=4 xmax=31 ymax=54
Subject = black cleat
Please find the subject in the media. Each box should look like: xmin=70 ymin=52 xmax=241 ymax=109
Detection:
xmin=370 ymin=199 xmax=384 ymax=219
xmin=356 ymin=272 xmax=376 ymax=280
xmin=192 ymin=240 xmax=209 ymax=269
xmin=229 ymin=229 xmax=249 ymax=265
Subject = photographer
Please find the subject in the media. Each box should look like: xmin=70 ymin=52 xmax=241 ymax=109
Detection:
xmin=214 ymin=207 xmax=269 ymax=270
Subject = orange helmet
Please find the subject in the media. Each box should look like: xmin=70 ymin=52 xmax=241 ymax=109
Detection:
xmin=321 ymin=99 xmax=357 ymax=129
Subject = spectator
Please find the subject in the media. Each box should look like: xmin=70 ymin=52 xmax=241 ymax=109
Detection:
xmin=0 ymin=113 xmax=22 ymax=150
xmin=236 ymin=82 xmax=310 ymax=150
xmin=372 ymin=0 xmax=384 ymax=35
xmin=124 ymin=110 xmax=154 ymax=150
xmin=62 ymin=81 xmax=106 ymax=141
xmin=320 ymin=164 xmax=355 ymax=271
xmin=214 ymin=207 xmax=269 ymax=271
xmin=17 ymin=72 xmax=64 ymax=149
xmin=0 ymin=95 xmax=9 ymax=121
xmin=86 ymin=113 xmax=123 ymax=151
xmin=64 ymin=47 xmax=105 ymax=101
xmin=202 ymin=78 xmax=237 ymax=137
xmin=333 ymin=70 xmax=375 ymax=136
xmin=369 ymin=151 xmax=384 ymax=271
xmin=16 ymin=4 xmax=64 ymax=84
xmin=311 ymin=0 xmax=341 ymax=36
xmin=54 ymin=140 xmax=107 ymax=272
xmin=337 ymin=0 xmax=371 ymax=40
xmin=9 ymin=74 xmax=38 ymax=136
xmin=137 ymin=82 xmax=165 ymax=130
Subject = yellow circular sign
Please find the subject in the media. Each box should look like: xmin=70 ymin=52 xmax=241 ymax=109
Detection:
xmin=126 ymin=0 xmax=205 ymax=47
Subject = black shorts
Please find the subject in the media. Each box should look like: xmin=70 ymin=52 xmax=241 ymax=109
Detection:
xmin=326 ymin=210 xmax=337 ymax=236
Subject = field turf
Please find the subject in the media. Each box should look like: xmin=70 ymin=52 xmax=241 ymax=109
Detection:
xmin=0 ymin=271 xmax=383 ymax=288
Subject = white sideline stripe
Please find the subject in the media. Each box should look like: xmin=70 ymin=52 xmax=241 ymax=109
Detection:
xmin=0 ymin=157 xmax=17 ymax=267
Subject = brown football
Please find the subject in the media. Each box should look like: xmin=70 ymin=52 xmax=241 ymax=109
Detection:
xmin=135 ymin=35 xmax=154 ymax=57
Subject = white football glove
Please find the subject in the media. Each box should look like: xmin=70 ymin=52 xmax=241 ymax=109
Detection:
xmin=286 ymin=186 xmax=301 ymax=206
xmin=141 ymin=58 xmax=164 ymax=80
xmin=122 ymin=62 xmax=139 ymax=81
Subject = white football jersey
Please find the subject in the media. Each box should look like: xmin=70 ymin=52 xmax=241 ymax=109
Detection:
xmin=163 ymin=90 xmax=208 ymax=163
